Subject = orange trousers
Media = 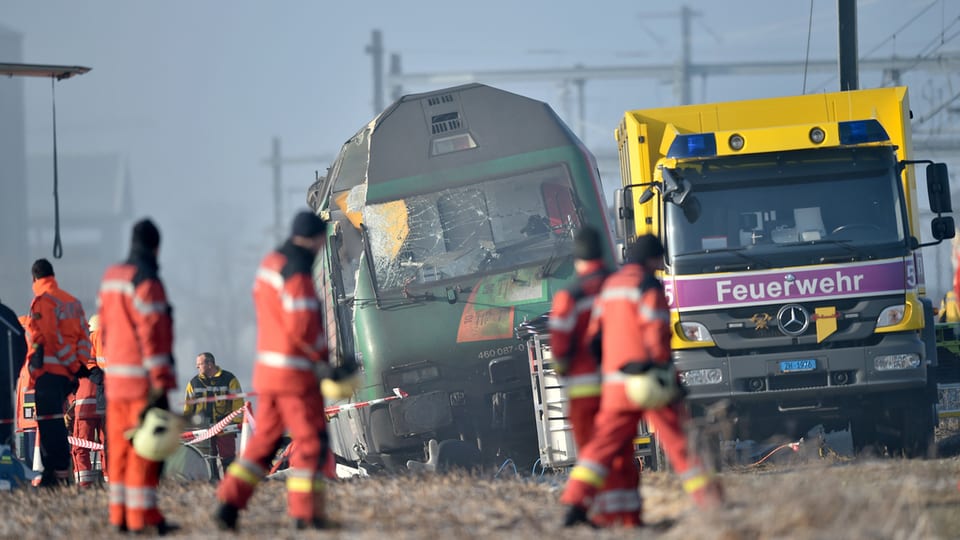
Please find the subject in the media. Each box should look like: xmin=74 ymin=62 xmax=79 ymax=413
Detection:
xmin=217 ymin=390 xmax=329 ymax=521
xmin=561 ymin=401 xmax=705 ymax=517
xmin=72 ymin=414 xmax=103 ymax=486
xmin=106 ymin=398 xmax=164 ymax=531
xmin=568 ymin=396 xmax=642 ymax=527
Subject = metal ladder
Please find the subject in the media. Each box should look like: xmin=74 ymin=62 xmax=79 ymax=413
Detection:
xmin=527 ymin=333 xmax=578 ymax=468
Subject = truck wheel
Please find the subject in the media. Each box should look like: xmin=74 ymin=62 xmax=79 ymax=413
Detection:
xmin=899 ymin=400 xmax=936 ymax=459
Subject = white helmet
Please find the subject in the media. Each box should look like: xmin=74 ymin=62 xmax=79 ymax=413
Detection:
xmin=130 ymin=408 xmax=185 ymax=462
xmin=88 ymin=314 xmax=100 ymax=332
xmin=624 ymin=364 xmax=680 ymax=409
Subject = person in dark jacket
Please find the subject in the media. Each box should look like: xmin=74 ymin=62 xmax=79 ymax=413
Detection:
xmin=184 ymin=352 xmax=243 ymax=474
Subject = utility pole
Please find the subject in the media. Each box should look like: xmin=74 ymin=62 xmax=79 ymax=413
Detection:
xmin=676 ymin=5 xmax=694 ymax=105
xmin=366 ymin=30 xmax=384 ymax=115
xmin=838 ymin=0 xmax=859 ymax=91
xmin=262 ymin=137 xmax=333 ymax=244
xmin=269 ymin=137 xmax=283 ymax=245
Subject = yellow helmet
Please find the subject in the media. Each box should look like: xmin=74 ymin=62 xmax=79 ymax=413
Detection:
xmin=129 ymin=408 xmax=185 ymax=462
xmin=624 ymin=364 xmax=680 ymax=409
xmin=88 ymin=314 xmax=100 ymax=332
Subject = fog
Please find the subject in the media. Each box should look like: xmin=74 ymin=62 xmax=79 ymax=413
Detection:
xmin=2 ymin=0 xmax=958 ymax=392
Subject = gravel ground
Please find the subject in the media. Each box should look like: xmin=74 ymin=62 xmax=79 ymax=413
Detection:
xmin=1 ymin=451 xmax=959 ymax=540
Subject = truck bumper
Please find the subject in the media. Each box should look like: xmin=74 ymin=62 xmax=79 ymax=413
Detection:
xmin=675 ymin=331 xmax=928 ymax=411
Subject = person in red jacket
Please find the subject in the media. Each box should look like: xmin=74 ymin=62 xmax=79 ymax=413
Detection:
xmin=549 ymin=226 xmax=635 ymax=526
xmin=560 ymin=235 xmax=723 ymax=527
xmin=26 ymin=258 xmax=96 ymax=487
xmin=98 ymin=219 xmax=178 ymax=535
xmin=72 ymin=314 xmax=105 ymax=487
xmin=215 ymin=211 xmax=358 ymax=532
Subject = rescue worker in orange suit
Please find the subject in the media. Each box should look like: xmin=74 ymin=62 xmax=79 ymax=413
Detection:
xmin=98 ymin=219 xmax=178 ymax=535
xmin=560 ymin=235 xmax=723 ymax=527
xmin=183 ymin=351 xmax=243 ymax=474
xmin=548 ymin=226 xmax=633 ymax=525
xmin=26 ymin=258 xmax=97 ymax=487
xmin=215 ymin=211 xmax=359 ymax=531
xmin=72 ymin=314 xmax=106 ymax=487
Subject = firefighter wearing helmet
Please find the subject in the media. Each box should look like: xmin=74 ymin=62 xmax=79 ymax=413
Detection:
xmin=560 ymin=234 xmax=723 ymax=527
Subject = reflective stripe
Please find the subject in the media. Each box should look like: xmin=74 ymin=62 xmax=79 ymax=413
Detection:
xmin=125 ymin=486 xmax=158 ymax=510
xmin=602 ymin=372 xmax=631 ymax=384
xmin=570 ymin=463 xmax=606 ymax=488
xmin=42 ymin=355 xmax=72 ymax=367
xmin=74 ymin=398 xmax=98 ymax=406
xmin=568 ymin=383 xmax=602 ymax=399
xmin=56 ymin=345 xmax=72 ymax=358
xmin=133 ymin=297 xmax=168 ymax=315
xmin=143 ymin=354 xmax=171 ymax=370
xmin=602 ymin=287 xmax=642 ymax=302
xmin=227 ymin=459 xmax=264 ymax=486
xmin=639 ymin=304 xmax=670 ymax=322
xmin=567 ymin=372 xmax=603 ymax=398
xmin=565 ymin=373 xmax=601 ymax=386
xmin=256 ymin=268 xmax=284 ymax=290
xmin=286 ymin=468 xmax=316 ymax=493
xmin=683 ymin=473 xmax=711 ymax=494
xmin=105 ymin=365 xmax=148 ymax=377
xmin=256 ymin=351 xmax=314 ymax=371
xmin=281 ymin=294 xmax=319 ymax=313
xmin=100 ymin=280 xmax=135 ymax=296
xmin=109 ymin=483 xmax=126 ymax=505
xmin=593 ymin=488 xmax=642 ymax=514
xmin=549 ymin=297 xmax=596 ymax=332
xmin=77 ymin=339 xmax=92 ymax=350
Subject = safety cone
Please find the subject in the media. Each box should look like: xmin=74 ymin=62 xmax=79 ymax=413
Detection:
xmin=30 ymin=430 xmax=43 ymax=486
xmin=238 ymin=402 xmax=252 ymax=456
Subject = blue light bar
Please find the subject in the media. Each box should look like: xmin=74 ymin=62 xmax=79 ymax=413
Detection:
xmin=838 ymin=120 xmax=890 ymax=145
xmin=666 ymin=133 xmax=717 ymax=158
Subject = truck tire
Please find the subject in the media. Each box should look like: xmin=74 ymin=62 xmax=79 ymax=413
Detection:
xmin=898 ymin=398 xmax=937 ymax=459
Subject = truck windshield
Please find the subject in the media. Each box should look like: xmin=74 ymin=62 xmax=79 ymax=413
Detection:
xmin=363 ymin=165 xmax=580 ymax=291
xmin=665 ymin=147 xmax=908 ymax=274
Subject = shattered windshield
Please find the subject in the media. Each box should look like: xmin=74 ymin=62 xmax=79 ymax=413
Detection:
xmin=665 ymin=147 xmax=908 ymax=274
xmin=364 ymin=165 xmax=580 ymax=290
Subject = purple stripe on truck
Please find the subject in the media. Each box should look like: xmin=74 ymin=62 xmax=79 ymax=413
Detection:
xmin=664 ymin=258 xmax=909 ymax=311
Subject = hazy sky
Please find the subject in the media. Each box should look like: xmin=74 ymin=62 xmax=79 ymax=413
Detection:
xmin=3 ymin=0 xmax=959 ymax=389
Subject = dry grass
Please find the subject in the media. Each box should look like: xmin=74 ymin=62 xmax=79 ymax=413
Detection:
xmin=1 ymin=455 xmax=959 ymax=540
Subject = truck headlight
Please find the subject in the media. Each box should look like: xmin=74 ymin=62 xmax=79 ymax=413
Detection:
xmin=679 ymin=321 xmax=713 ymax=342
xmin=876 ymin=305 xmax=905 ymax=328
xmin=679 ymin=368 xmax=723 ymax=386
xmin=873 ymin=353 xmax=920 ymax=371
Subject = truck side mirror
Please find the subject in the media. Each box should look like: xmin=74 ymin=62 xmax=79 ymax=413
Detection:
xmin=926 ymin=163 xmax=952 ymax=214
xmin=932 ymin=216 xmax=956 ymax=241
xmin=613 ymin=188 xmax=628 ymax=240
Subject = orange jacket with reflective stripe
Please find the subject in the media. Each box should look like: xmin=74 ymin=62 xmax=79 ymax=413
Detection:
xmin=549 ymin=261 xmax=609 ymax=390
xmin=98 ymin=253 xmax=177 ymax=400
xmin=252 ymin=240 xmax=327 ymax=395
xmin=74 ymin=327 xmax=103 ymax=418
xmin=26 ymin=276 xmax=90 ymax=379
xmin=593 ymin=263 xmax=672 ymax=411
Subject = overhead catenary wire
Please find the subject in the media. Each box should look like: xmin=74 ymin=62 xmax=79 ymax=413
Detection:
xmin=802 ymin=0 xmax=815 ymax=94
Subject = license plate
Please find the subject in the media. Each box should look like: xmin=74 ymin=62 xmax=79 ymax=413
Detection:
xmin=780 ymin=359 xmax=816 ymax=373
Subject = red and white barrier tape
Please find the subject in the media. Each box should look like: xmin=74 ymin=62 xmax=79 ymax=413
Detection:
xmin=181 ymin=391 xmax=258 ymax=406
xmin=182 ymin=405 xmax=247 ymax=445
xmin=0 ymin=412 xmax=65 ymax=426
xmin=68 ymin=435 xmax=103 ymax=451
xmin=324 ymin=388 xmax=407 ymax=417
xmin=66 ymin=403 xmax=252 ymax=451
